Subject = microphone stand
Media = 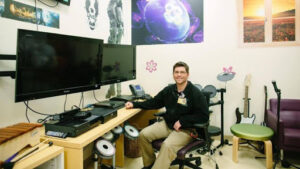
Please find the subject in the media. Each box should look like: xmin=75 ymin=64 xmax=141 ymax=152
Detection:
xmin=271 ymin=82 xmax=300 ymax=169
xmin=272 ymin=81 xmax=281 ymax=169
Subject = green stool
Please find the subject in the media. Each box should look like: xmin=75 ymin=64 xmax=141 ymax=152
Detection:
xmin=230 ymin=124 xmax=274 ymax=169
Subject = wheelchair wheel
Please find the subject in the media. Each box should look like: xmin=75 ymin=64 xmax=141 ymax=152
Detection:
xmin=195 ymin=158 xmax=201 ymax=166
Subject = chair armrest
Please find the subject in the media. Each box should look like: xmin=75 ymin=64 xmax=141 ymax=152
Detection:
xmin=154 ymin=112 xmax=166 ymax=117
xmin=193 ymin=122 xmax=209 ymax=129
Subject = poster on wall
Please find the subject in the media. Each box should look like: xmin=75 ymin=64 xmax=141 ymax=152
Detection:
xmin=107 ymin=0 xmax=124 ymax=44
xmin=132 ymin=0 xmax=203 ymax=45
xmin=0 ymin=0 xmax=59 ymax=28
xmin=85 ymin=0 xmax=99 ymax=30
xmin=0 ymin=0 xmax=4 ymax=16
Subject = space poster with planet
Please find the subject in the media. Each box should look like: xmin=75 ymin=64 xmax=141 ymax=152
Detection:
xmin=132 ymin=0 xmax=203 ymax=45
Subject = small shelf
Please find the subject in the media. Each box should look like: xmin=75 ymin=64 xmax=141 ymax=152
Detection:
xmin=0 ymin=54 xmax=16 ymax=60
xmin=0 ymin=71 xmax=15 ymax=79
xmin=0 ymin=54 xmax=16 ymax=79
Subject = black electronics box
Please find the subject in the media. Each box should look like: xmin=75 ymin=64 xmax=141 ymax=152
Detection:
xmin=90 ymin=107 xmax=118 ymax=124
xmin=45 ymin=114 xmax=101 ymax=137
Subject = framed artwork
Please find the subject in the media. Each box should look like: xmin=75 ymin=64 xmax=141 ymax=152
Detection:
xmin=132 ymin=0 xmax=203 ymax=45
xmin=238 ymin=0 xmax=300 ymax=46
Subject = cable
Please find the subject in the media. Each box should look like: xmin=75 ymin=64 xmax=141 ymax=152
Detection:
xmin=64 ymin=94 xmax=68 ymax=112
xmin=82 ymin=92 xmax=85 ymax=108
xmin=37 ymin=0 xmax=59 ymax=7
xmin=78 ymin=92 xmax=83 ymax=108
xmin=25 ymin=101 xmax=30 ymax=122
xmin=23 ymin=101 xmax=53 ymax=116
xmin=37 ymin=115 xmax=53 ymax=124
xmin=71 ymin=105 xmax=80 ymax=110
xmin=93 ymin=90 xmax=101 ymax=102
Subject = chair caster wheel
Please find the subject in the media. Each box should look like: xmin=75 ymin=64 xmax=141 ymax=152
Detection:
xmin=219 ymin=151 xmax=223 ymax=156
xmin=195 ymin=158 xmax=201 ymax=166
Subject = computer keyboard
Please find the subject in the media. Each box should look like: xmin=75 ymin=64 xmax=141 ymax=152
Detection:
xmin=94 ymin=100 xmax=125 ymax=109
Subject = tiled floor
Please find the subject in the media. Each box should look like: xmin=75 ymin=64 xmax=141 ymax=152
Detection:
xmin=119 ymin=141 xmax=300 ymax=169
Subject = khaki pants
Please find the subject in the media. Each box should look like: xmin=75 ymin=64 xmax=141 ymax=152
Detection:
xmin=139 ymin=120 xmax=192 ymax=169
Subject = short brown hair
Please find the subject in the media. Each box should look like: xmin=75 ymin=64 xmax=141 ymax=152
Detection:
xmin=173 ymin=61 xmax=189 ymax=73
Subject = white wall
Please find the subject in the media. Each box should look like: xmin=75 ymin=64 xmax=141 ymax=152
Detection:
xmin=134 ymin=0 xmax=300 ymax=135
xmin=0 ymin=0 xmax=134 ymax=127
xmin=1 ymin=0 xmax=300 ymax=135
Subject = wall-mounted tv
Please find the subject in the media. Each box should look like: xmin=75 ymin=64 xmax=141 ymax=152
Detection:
xmin=15 ymin=29 xmax=103 ymax=102
xmin=100 ymin=44 xmax=136 ymax=85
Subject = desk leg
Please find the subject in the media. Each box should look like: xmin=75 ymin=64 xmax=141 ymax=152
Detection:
xmin=115 ymin=134 xmax=124 ymax=167
xmin=232 ymin=136 xmax=239 ymax=163
xmin=264 ymin=140 xmax=273 ymax=169
xmin=64 ymin=147 xmax=83 ymax=169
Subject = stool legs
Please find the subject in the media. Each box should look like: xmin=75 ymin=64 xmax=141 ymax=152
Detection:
xmin=232 ymin=136 xmax=273 ymax=169
xmin=264 ymin=140 xmax=273 ymax=169
xmin=232 ymin=136 xmax=239 ymax=163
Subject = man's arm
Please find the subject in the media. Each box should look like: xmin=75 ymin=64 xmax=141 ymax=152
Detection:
xmin=126 ymin=89 xmax=165 ymax=110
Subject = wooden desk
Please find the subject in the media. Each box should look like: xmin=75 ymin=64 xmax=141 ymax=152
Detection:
xmin=13 ymin=144 xmax=64 ymax=169
xmin=41 ymin=108 xmax=144 ymax=169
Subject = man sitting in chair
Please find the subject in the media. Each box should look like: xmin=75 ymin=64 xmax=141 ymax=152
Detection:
xmin=125 ymin=61 xmax=209 ymax=169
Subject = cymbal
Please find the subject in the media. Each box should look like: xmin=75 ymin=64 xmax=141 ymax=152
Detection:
xmin=217 ymin=72 xmax=235 ymax=82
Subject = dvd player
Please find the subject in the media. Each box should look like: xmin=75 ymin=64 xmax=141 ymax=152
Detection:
xmin=45 ymin=114 xmax=101 ymax=138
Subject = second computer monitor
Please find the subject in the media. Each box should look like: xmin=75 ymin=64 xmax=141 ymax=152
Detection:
xmin=100 ymin=44 xmax=136 ymax=85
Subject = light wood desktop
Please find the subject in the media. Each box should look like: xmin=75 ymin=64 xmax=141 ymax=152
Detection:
xmin=13 ymin=144 xmax=64 ymax=169
xmin=41 ymin=107 xmax=158 ymax=169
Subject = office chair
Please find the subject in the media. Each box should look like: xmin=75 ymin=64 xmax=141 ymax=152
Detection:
xmin=151 ymin=92 xmax=219 ymax=169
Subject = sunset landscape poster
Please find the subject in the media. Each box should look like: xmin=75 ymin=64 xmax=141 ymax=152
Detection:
xmin=272 ymin=0 xmax=295 ymax=42
xmin=243 ymin=0 xmax=295 ymax=43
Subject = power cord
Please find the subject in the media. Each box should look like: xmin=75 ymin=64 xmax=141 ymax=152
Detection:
xmin=82 ymin=92 xmax=85 ymax=107
xmin=78 ymin=92 xmax=83 ymax=108
xmin=25 ymin=101 xmax=30 ymax=122
xmin=37 ymin=115 xmax=53 ymax=124
xmin=93 ymin=90 xmax=100 ymax=102
xmin=64 ymin=94 xmax=68 ymax=111
xmin=23 ymin=101 xmax=53 ymax=116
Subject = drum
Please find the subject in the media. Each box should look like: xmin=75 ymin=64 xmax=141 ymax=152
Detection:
xmin=101 ymin=131 xmax=114 ymax=142
xmin=203 ymin=85 xmax=217 ymax=98
xmin=112 ymin=126 xmax=123 ymax=135
xmin=124 ymin=124 xmax=139 ymax=140
xmin=95 ymin=139 xmax=116 ymax=159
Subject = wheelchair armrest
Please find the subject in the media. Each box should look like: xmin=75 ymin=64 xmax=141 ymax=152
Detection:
xmin=193 ymin=122 xmax=209 ymax=129
xmin=154 ymin=112 xmax=166 ymax=117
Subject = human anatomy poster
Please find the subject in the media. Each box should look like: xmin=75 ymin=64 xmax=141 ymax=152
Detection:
xmin=132 ymin=0 xmax=203 ymax=45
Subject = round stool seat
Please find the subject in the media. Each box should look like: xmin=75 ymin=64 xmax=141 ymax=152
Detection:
xmin=230 ymin=124 xmax=274 ymax=141
xmin=208 ymin=125 xmax=221 ymax=136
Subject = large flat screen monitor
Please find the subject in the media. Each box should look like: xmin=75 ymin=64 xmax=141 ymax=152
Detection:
xmin=15 ymin=29 xmax=103 ymax=102
xmin=100 ymin=44 xmax=136 ymax=85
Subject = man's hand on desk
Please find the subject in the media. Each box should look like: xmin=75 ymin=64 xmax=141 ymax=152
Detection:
xmin=173 ymin=120 xmax=182 ymax=131
xmin=125 ymin=102 xmax=133 ymax=109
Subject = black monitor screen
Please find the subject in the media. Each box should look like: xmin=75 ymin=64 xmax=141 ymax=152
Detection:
xmin=100 ymin=44 xmax=136 ymax=85
xmin=15 ymin=29 xmax=103 ymax=102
